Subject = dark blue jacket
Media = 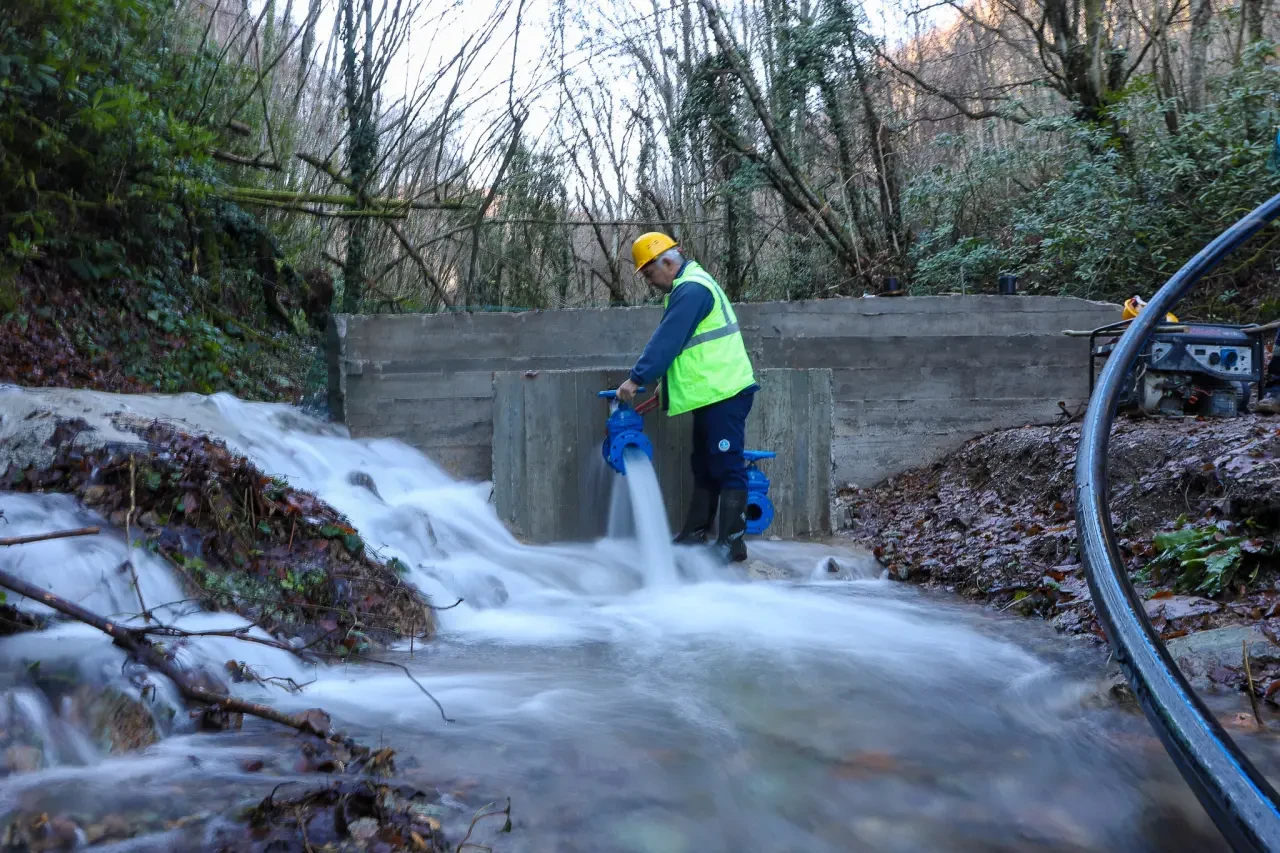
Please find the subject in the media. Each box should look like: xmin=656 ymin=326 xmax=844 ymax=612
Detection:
xmin=628 ymin=261 xmax=715 ymax=386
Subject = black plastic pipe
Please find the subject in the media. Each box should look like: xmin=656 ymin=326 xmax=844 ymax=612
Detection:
xmin=1075 ymin=191 xmax=1280 ymax=852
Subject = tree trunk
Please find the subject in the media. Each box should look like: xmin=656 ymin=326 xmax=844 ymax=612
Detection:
xmin=1186 ymin=0 xmax=1213 ymax=112
xmin=819 ymin=76 xmax=869 ymax=279
xmin=697 ymin=0 xmax=861 ymax=275
xmin=1044 ymin=0 xmax=1106 ymax=122
xmin=340 ymin=0 xmax=365 ymax=312
xmin=724 ymin=194 xmax=744 ymax=301
xmin=852 ymin=54 xmax=903 ymax=263
xmin=1243 ymin=0 xmax=1268 ymax=44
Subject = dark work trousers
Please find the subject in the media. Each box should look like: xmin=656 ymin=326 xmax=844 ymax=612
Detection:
xmin=1266 ymin=329 xmax=1280 ymax=395
xmin=690 ymin=388 xmax=755 ymax=493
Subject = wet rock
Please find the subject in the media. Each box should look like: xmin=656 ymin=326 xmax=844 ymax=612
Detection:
xmin=408 ymin=803 xmax=448 ymax=827
xmin=296 ymin=708 xmax=332 ymax=737
xmin=1166 ymin=625 xmax=1280 ymax=691
xmin=348 ymin=470 xmax=382 ymax=499
xmin=83 ymin=814 xmax=131 ymax=845
xmin=3 ymin=744 xmax=43 ymax=772
xmin=80 ymin=484 xmax=109 ymax=505
xmin=1088 ymin=670 xmax=1139 ymax=711
xmin=1145 ymin=594 xmax=1223 ymax=637
xmin=65 ymin=684 xmax=159 ymax=753
xmin=0 ymin=605 xmax=44 ymax=636
xmin=463 ymin=575 xmax=509 ymax=608
xmin=1167 ymin=625 xmax=1280 ymax=665
xmin=348 ymin=817 xmax=379 ymax=843
xmin=0 ymin=405 xmax=147 ymax=474
xmin=742 ymin=560 xmax=791 ymax=581
xmin=5 ymin=814 xmax=84 ymax=852
xmin=815 ymin=557 xmax=863 ymax=581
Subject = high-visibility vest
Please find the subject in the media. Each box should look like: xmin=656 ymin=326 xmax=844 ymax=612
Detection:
xmin=662 ymin=261 xmax=756 ymax=416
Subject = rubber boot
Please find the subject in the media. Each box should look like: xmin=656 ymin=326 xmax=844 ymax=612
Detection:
xmin=1259 ymin=390 xmax=1280 ymax=415
xmin=714 ymin=489 xmax=749 ymax=564
xmin=674 ymin=488 xmax=717 ymax=545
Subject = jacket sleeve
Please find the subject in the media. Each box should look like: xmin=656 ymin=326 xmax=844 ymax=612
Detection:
xmin=629 ymin=284 xmax=715 ymax=385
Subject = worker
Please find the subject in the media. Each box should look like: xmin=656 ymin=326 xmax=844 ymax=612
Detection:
xmin=615 ymin=233 xmax=758 ymax=563
xmin=1261 ymin=130 xmax=1280 ymax=414
xmin=1260 ymin=328 xmax=1280 ymax=414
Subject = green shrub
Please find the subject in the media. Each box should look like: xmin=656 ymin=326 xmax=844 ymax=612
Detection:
xmin=906 ymin=54 xmax=1280 ymax=311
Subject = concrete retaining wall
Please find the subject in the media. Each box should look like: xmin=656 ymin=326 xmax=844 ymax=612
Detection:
xmin=492 ymin=369 xmax=832 ymax=542
xmin=328 ymin=295 xmax=1117 ymax=490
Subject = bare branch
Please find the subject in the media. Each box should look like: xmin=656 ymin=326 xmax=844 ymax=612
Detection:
xmin=0 ymin=527 xmax=101 ymax=547
xmin=211 ymin=149 xmax=282 ymax=170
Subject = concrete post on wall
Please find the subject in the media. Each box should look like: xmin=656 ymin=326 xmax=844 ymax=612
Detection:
xmin=492 ymin=368 xmax=833 ymax=544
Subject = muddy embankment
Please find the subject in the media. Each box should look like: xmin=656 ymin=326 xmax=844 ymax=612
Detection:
xmin=842 ymin=414 xmax=1280 ymax=702
xmin=0 ymin=391 xmax=488 ymax=852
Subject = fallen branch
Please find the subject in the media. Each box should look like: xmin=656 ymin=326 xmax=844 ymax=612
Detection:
xmin=225 ymin=185 xmax=470 ymax=212
xmin=1243 ymin=318 xmax=1280 ymax=335
xmin=348 ymin=655 xmax=454 ymax=723
xmin=211 ymin=149 xmax=282 ymax=171
xmin=0 ymin=559 xmax=334 ymax=739
xmin=226 ymin=197 xmax=409 ymax=219
xmin=140 ymin=622 xmax=338 ymax=654
xmin=455 ymin=799 xmax=512 ymax=853
xmin=0 ymin=527 xmax=100 ymax=547
xmin=385 ymin=219 xmax=455 ymax=308
xmin=296 ymin=152 xmax=355 ymax=189
xmin=1245 ymin=639 xmax=1264 ymax=726
xmin=125 ymin=454 xmax=150 ymax=621
xmin=1056 ymin=401 xmax=1084 ymax=426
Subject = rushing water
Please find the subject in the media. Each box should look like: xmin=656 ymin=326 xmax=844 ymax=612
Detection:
xmin=615 ymin=447 xmax=679 ymax=587
xmin=0 ymin=386 xmax=1253 ymax=851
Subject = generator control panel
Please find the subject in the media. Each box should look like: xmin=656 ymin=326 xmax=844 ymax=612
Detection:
xmin=1151 ymin=341 xmax=1254 ymax=378
xmin=1146 ymin=324 xmax=1262 ymax=383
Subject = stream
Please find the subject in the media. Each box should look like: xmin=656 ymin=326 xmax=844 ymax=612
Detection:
xmin=0 ymin=387 xmax=1258 ymax=851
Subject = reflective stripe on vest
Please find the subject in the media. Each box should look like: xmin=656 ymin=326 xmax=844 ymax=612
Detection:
xmin=683 ymin=322 xmax=741 ymax=351
xmin=681 ymin=279 xmax=740 ymax=351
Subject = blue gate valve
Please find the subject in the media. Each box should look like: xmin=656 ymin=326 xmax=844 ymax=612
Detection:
xmin=597 ymin=388 xmax=653 ymax=475
xmin=744 ymin=450 xmax=776 ymax=535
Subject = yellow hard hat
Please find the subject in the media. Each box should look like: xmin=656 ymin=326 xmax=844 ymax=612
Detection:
xmin=1122 ymin=296 xmax=1177 ymax=323
xmin=631 ymin=232 xmax=677 ymax=272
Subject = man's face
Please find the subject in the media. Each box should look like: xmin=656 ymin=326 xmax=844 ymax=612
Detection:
xmin=639 ymin=257 xmax=679 ymax=292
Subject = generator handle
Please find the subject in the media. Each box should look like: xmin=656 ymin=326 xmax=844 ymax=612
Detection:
xmin=1241 ymin=318 xmax=1280 ymax=335
xmin=1062 ymin=324 xmax=1189 ymax=337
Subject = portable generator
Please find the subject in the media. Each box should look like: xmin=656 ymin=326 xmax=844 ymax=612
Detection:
xmin=1087 ymin=321 xmax=1263 ymax=417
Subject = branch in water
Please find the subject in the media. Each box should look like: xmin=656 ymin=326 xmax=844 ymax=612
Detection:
xmin=0 ymin=555 xmax=335 ymax=739
xmin=456 ymin=798 xmax=513 ymax=851
xmin=0 ymin=527 xmax=100 ymax=547
xmin=346 ymin=654 xmax=454 ymax=724
xmin=0 ymin=528 xmax=455 ymax=728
